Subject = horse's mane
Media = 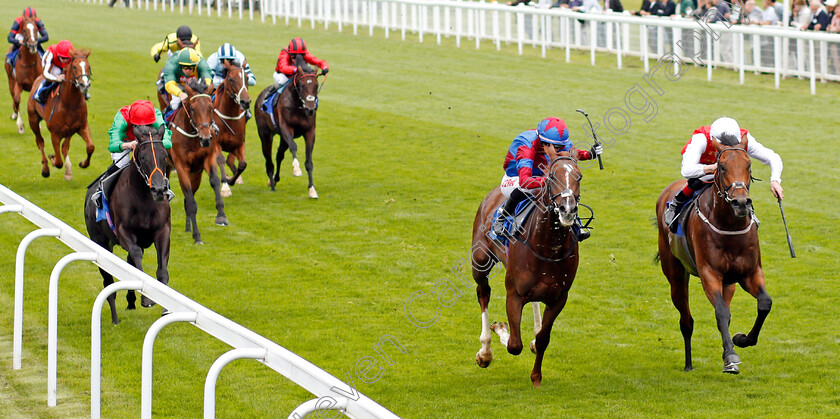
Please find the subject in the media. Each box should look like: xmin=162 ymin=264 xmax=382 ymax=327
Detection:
xmin=132 ymin=123 xmax=160 ymax=141
xmin=69 ymin=47 xmax=91 ymax=59
xmin=185 ymin=77 xmax=209 ymax=94
xmin=293 ymin=54 xmax=315 ymax=74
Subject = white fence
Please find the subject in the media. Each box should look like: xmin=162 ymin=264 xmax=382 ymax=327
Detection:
xmin=0 ymin=184 xmax=398 ymax=419
xmin=75 ymin=0 xmax=840 ymax=94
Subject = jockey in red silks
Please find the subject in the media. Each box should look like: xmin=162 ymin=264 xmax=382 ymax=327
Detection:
xmin=5 ymin=7 xmax=48 ymax=65
xmin=33 ymin=39 xmax=78 ymax=103
xmin=663 ymin=116 xmax=785 ymax=227
xmin=492 ymin=117 xmax=603 ymax=241
xmin=267 ymin=37 xmax=328 ymax=95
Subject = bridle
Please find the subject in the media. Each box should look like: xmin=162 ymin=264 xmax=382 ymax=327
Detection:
xmin=68 ymin=57 xmax=91 ymax=93
xmin=293 ymin=70 xmax=320 ymax=110
xmin=714 ymin=147 xmax=751 ymax=204
xmin=133 ymin=131 xmax=166 ymax=188
xmin=172 ymin=93 xmax=216 ymax=138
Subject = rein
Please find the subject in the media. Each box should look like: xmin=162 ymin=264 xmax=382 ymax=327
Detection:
xmin=215 ymin=69 xmax=247 ymax=122
xmin=133 ymin=132 xmax=166 ymax=188
xmin=694 ymin=146 xmax=755 ymax=235
xmin=293 ymin=72 xmax=319 ymax=110
xmin=172 ymin=93 xmax=213 ymax=138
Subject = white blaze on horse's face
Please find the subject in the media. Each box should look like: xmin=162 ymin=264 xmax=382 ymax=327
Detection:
xmin=25 ymin=23 xmax=36 ymax=50
xmin=550 ymin=160 xmax=580 ymax=227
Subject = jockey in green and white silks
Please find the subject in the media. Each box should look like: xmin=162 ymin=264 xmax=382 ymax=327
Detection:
xmin=206 ymin=43 xmax=256 ymax=87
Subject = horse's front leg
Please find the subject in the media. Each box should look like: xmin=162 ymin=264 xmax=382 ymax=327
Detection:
xmin=175 ymin=164 xmax=202 ymax=243
xmin=277 ymin=126 xmax=293 ymax=178
xmin=122 ymin=242 xmax=144 ymax=309
xmin=227 ymin=146 xmax=246 ymax=185
xmin=503 ymin=287 xmax=525 ymax=356
xmin=530 ymin=293 xmax=568 ymax=387
xmin=529 ymin=302 xmax=542 ymax=354
xmin=78 ymin=122 xmax=94 ymax=168
xmin=12 ymin=82 xmax=24 ymax=133
xmin=206 ymin=158 xmax=228 ymax=227
xmin=60 ymin=136 xmax=73 ymax=180
xmin=303 ymin=131 xmax=317 ymax=198
xmin=29 ymin=110 xmax=49 ymax=177
xmin=147 ymin=225 xmax=171 ymax=310
xmin=700 ymin=268 xmax=740 ymax=374
xmin=734 ymin=268 xmax=772 ymax=348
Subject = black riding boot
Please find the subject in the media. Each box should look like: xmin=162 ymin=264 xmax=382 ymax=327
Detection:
xmin=492 ymin=188 xmax=527 ymax=237
xmin=664 ymin=192 xmax=690 ymax=227
xmin=91 ymin=164 xmax=124 ymax=209
xmin=574 ymin=217 xmax=591 ymax=242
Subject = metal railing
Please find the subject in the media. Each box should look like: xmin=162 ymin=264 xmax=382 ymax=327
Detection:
xmin=0 ymin=184 xmax=398 ymax=419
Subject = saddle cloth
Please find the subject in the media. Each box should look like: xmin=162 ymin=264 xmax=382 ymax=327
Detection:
xmin=488 ymin=199 xmax=538 ymax=247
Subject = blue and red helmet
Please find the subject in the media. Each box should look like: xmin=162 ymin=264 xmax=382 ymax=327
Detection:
xmin=23 ymin=7 xmax=37 ymax=19
xmin=536 ymin=117 xmax=571 ymax=151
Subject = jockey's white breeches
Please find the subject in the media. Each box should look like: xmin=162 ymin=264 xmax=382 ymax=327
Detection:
xmin=272 ymin=72 xmax=290 ymax=86
xmin=500 ymin=175 xmax=520 ymax=198
xmin=111 ymin=150 xmax=131 ymax=169
xmin=170 ymin=94 xmax=182 ymax=110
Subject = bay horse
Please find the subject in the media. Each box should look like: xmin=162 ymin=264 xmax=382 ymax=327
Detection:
xmin=471 ymin=154 xmax=583 ymax=386
xmin=655 ymin=136 xmax=771 ymax=374
xmin=212 ymin=60 xmax=251 ymax=197
xmin=255 ymin=54 xmax=323 ymax=198
xmin=26 ymin=47 xmax=94 ymax=180
xmin=168 ymin=78 xmax=228 ymax=244
xmin=84 ymin=124 xmax=171 ymax=325
xmin=4 ymin=15 xmax=43 ymax=134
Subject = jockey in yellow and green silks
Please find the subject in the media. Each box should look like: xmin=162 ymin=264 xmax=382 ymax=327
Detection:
xmin=149 ymin=25 xmax=201 ymax=63
xmin=161 ymin=47 xmax=212 ymax=115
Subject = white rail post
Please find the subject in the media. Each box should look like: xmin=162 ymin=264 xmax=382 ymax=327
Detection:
xmin=707 ymin=31 xmax=712 ymax=81
xmin=774 ymin=35 xmax=781 ymax=88
xmin=809 ymin=39 xmax=816 ymax=94
xmin=91 ymin=280 xmax=144 ymax=419
xmin=517 ymin=12 xmax=523 ymax=55
xmin=565 ymin=16 xmax=570 ymax=63
xmin=14 ymin=228 xmax=60 ymax=370
xmin=455 ymin=4 xmax=461 ymax=46
xmin=820 ymin=40 xmax=827 ymax=83
xmin=48 ymin=252 xmax=98 ymax=407
xmin=288 ymin=397 xmax=350 ymax=419
xmin=617 ymin=22 xmax=623 ymax=70
xmin=641 ymin=24 xmax=649 ymax=73
xmin=141 ymin=312 xmax=198 ymax=418
xmin=402 ymin=2 xmax=407 ymax=40
xmin=739 ymin=33 xmax=745 ymax=84
xmin=203 ymin=348 xmax=267 ymax=418
xmin=590 ymin=18 xmax=596 ymax=66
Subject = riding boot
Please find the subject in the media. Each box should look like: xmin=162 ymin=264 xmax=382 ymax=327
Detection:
xmin=664 ymin=192 xmax=690 ymax=227
xmin=492 ymin=189 xmax=525 ymax=237
xmin=573 ymin=217 xmax=591 ymax=242
xmin=265 ymin=83 xmax=279 ymax=97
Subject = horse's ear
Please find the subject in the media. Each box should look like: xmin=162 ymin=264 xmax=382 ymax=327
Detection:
xmin=739 ymin=132 xmax=748 ymax=148
xmin=156 ymin=124 xmax=166 ymax=136
xmin=183 ymin=82 xmax=195 ymax=96
xmin=711 ymin=138 xmax=727 ymax=153
xmin=80 ymin=48 xmax=91 ymax=58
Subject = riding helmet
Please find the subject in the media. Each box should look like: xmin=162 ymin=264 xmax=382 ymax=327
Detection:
xmin=128 ymin=100 xmax=157 ymax=126
xmin=177 ymin=48 xmax=201 ymax=66
xmin=217 ymin=43 xmax=238 ymax=60
xmin=536 ymin=117 xmax=571 ymax=150
xmin=709 ymin=117 xmax=741 ymax=145
xmin=287 ymin=37 xmax=307 ymax=54
xmin=55 ymin=40 xmax=74 ymax=59
xmin=22 ymin=7 xmax=37 ymax=18
xmin=176 ymin=26 xmax=193 ymax=42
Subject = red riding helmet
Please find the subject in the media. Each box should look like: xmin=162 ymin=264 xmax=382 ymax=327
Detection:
xmin=55 ymin=40 xmax=73 ymax=59
xmin=22 ymin=7 xmax=37 ymax=19
xmin=128 ymin=100 xmax=157 ymax=126
xmin=287 ymin=37 xmax=307 ymax=54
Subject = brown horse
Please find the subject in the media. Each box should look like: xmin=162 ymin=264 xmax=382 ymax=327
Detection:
xmin=167 ymin=78 xmax=228 ymax=244
xmin=255 ymin=54 xmax=323 ymax=198
xmin=4 ymin=15 xmax=43 ymax=134
xmin=655 ymin=136 xmax=771 ymax=374
xmin=212 ymin=60 xmax=251 ymax=197
xmin=26 ymin=48 xmax=94 ymax=180
xmin=84 ymin=124 xmax=171 ymax=324
xmin=471 ymin=154 xmax=583 ymax=386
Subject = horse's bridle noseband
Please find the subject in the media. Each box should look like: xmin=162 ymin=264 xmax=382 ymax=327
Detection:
xmin=175 ymin=93 xmax=216 ymax=138
xmin=714 ymin=147 xmax=751 ymax=203
xmin=293 ymin=72 xmax=320 ymax=110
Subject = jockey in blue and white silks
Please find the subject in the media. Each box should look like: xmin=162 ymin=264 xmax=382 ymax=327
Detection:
xmin=206 ymin=43 xmax=256 ymax=87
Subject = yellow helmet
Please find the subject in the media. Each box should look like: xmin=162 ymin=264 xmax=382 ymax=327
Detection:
xmin=177 ymin=48 xmax=201 ymax=66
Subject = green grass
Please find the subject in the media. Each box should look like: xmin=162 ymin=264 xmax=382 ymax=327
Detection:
xmin=0 ymin=0 xmax=839 ymax=418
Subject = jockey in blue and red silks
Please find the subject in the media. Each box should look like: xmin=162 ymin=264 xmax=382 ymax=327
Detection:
xmin=5 ymin=7 xmax=49 ymax=65
xmin=491 ymin=117 xmax=602 ymax=241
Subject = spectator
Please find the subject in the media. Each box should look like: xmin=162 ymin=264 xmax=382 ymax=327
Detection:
xmin=507 ymin=0 xmax=533 ymax=5
xmin=708 ymin=0 xmax=731 ymax=22
xmin=827 ymin=3 xmax=840 ymax=71
xmin=790 ymin=0 xmax=811 ymax=29
xmin=635 ymin=0 xmax=653 ymax=15
xmin=550 ymin=0 xmax=571 ymax=7
xmin=605 ymin=0 xmax=624 ymax=12
xmin=651 ymin=0 xmax=677 ymax=16
xmin=679 ymin=0 xmax=697 ymax=16
xmin=571 ymin=0 xmax=603 ymax=13
xmin=692 ymin=0 xmax=711 ymax=18
xmin=761 ymin=0 xmax=781 ymax=24
xmin=828 ymin=0 xmax=839 ymax=20
xmin=806 ymin=0 xmax=830 ymax=30
xmin=770 ymin=0 xmax=785 ymax=20
xmin=738 ymin=0 xmax=764 ymax=24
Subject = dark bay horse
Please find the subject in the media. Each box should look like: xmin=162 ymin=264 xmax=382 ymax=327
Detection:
xmin=471 ymin=154 xmax=583 ymax=386
xmin=655 ymin=136 xmax=771 ymax=374
xmin=255 ymin=54 xmax=323 ymax=198
xmin=212 ymin=61 xmax=251 ymax=197
xmin=4 ymin=15 xmax=42 ymax=134
xmin=84 ymin=124 xmax=171 ymax=325
xmin=26 ymin=48 xmax=94 ymax=180
xmin=168 ymin=78 xmax=228 ymax=244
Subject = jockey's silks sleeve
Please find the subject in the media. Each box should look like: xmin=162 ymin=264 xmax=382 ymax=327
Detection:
xmin=150 ymin=33 xmax=202 ymax=58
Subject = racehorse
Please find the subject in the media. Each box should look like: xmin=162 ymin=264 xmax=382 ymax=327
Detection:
xmin=167 ymin=78 xmax=228 ymax=244
xmin=470 ymin=154 xmax=583 ymax=386
xmin=212 ymin=60 xmax=251 ymax=197
xmin=26 ymin=47 xmax=94 ymax=180
xmin=655 ymin=136 xmax=771 ymax=374
xmin=255 ymin=54 xmax=323 ymax=198
xmin=84 ymin=124 xmax=171 ymax=325
xmin=4 ymin=15 xmax=43 ymax=134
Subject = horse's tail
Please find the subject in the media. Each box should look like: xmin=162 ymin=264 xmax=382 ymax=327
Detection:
xmin=653 ymin=252 xmax=661 ymax=265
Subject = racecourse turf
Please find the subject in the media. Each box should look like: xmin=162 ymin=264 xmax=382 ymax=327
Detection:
xmin=0 ymin=0 xmax=838 ymax=417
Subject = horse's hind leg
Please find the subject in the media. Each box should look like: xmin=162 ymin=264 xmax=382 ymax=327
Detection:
xmin=659 ymin=226 xmax=695 ymax=371
xmin=60 ymin=136 xmax=73 ymax=180
xmin=78 ymin=122 xmax=94 ymax=168
xmin=529 ymin=302 xmax=542 ymax=354
xmin=276 ymin=131 xmax=290 ymax=181
xmin=28 ymin=101 xmax=49 ymax=177
xmin=228 ymin=147 xmax=246 ymax=185
xmin=530 ymin=293 xmax=568 ymax=387
xmin=303 ymin=131 xmax=317 ymax=198
xmin=733 ymin=269 xmax=772 ymax=349
xmin=12 ymin=82 xmax=24 ymax=133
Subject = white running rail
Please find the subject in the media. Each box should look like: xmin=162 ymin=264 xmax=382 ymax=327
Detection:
xmin=0 ymin=183 xmax=398 ymax=419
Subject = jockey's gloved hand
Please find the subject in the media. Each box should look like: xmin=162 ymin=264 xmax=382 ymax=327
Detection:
xmin=154 ymin=53 xmax=161 ymax=63
xmin=590 ymin=144 xmax=603 ymax=156
xmin=321 ymin=68 xmax=329 ymax=75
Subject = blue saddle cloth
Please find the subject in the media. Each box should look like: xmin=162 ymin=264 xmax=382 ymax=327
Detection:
xmin=5 ymin=47 xmax=43 ymax=67
xmin=95 ymin=193 xmax=117 ymax=233
xmin=488 ymin=199 xmax=537 ymax=247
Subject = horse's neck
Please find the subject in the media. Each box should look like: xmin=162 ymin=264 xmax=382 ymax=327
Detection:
xmin=216 ymin=83 xmax=239 ymax=114
xmin=57 ymin=77 xmax=80 ymax=102
xmin=702 ymin=188 xmax=752 ymax=229
xmin=527 ymin=201 xmax=573 ymax=249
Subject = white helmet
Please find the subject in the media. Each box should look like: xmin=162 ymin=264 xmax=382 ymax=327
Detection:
xmin=709 ymin=117 xmax=741 ymax=145
xmin=217 ymin=43 xmax=238 ymax=60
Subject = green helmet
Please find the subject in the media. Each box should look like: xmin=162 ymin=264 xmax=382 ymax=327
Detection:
xmin=177 ymin=48 xmax=201 ymax=66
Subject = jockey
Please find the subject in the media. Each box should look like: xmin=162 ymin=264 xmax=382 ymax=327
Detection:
xmin=32 ymin=39 xmax=78 ymax=104
xmin=150 ymin=25 xmax=201 ymax=63
xmin=5 ymin=7 xmax=48 ymax=65
xmin=663 ymin=116 xmax=784 ymax=226
xmin=92 ymin=100 xmax=174 ymax=208
xmin=207 ymin=43 xmax=256 ymax=87
xmin=160 ymin=47 xmax=213 ymax=118
xmin=492 ymin=117 xmax=603 ymax=241
xmin=267 ymin=37 xmax=328 ymax=96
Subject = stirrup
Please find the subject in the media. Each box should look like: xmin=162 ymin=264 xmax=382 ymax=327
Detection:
xmin=91 ymin=190 xmax=103 ymax=209
xmin=664 ymin=202 xmax=680 ymax=226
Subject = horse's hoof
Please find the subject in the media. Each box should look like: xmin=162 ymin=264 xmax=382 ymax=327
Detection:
xmin=194 ymin=240 xmax=204 ymax=245
xmin=141 ymin=297 xmax=156 ymax=308
xmin=235 ymin=176 xmax=244 ymax=185
xmin=215 ymin=217 xmax=229 ymax=226
xmin=490 ymin=322 xmax=509 ymax=334
xmin=723 ymin=353 xmax=741 ymax=374
xmin=64 ymin=173 xmax=72 ymax=181
xmin=41 ymin=170 xmax=49 ymax=178
xmin=127 ymin=303 xmax=136 ymax=310
xmin=10 ymin=112 xmax=16 ymax=120
xmin=17 ymin=125 xmax=24 ymax=134
xmin=683 ymin=366 xmax=694 ymax=372
xmin=529 ymin=340 xmax=537 ymax=354
xmin=475 ymin=350 xmax=493 ymax=368
xmin=308 ymin=187 xmax=319 ymax=199
xmin=733 ymin=333 xmax=753 ymax=348
xmin=531 ymin=375 xmax=542 ymax=388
